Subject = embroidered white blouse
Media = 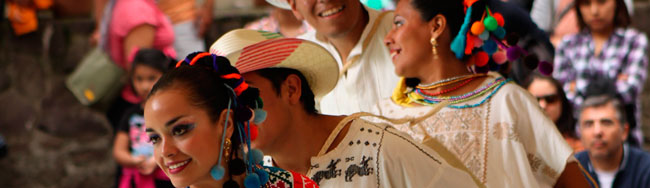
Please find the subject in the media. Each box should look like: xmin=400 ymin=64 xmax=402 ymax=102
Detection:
xmin=372 ymin=72 xmax=576 ymax=188
xmin=306 ymin=115 xmax=481 ymax=187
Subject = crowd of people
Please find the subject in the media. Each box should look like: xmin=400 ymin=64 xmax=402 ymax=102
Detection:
xmin=57 ymin=0 xmax=650 ymax=187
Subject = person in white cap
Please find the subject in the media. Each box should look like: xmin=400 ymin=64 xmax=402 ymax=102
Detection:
xmin=211 ymin=29 xmax=482 ymax=187
xmin=263 ymin=0 xmax=400 ymax=116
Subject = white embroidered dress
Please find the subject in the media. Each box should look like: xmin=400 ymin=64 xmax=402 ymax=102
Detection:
xmin=372 ymin=72 xmax=576 ymax=188
xmin=306 ymin=115 xmax=481 ymax=188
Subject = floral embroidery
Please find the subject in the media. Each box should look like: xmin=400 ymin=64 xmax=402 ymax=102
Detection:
xmin=492 ymin=122 xmax=520 ymax=141
xmin=527 ymin=153 xmax=558 ymax=178
xmin=414 ymin=106 xmax=489 ymax=183
xmin=527 ymin=153 xmax=543 ymax=172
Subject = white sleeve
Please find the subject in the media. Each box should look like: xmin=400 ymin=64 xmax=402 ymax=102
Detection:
xmin=625 ymin=0 xmax=634 ymax=15
xmin=530 ymin=0 xmax=554 ymax=32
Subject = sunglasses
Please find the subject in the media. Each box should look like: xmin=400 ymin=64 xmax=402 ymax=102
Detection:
xmin=536 ymin=94 xmax=560 ymax=103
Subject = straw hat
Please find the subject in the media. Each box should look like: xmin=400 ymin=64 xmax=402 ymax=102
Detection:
xmin=210 ymin=29 xmax=339 ymax=99
xmin=265 ymin=0 xmax=291 ymax=10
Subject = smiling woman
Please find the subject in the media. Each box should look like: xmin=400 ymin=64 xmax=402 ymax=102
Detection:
xmin=374 ymin=0 xmax=593 ymax=187
xmin=143 ymin=52 xmax=319 ymax=188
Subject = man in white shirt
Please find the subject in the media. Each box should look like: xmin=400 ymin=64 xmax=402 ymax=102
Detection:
xmin=266 ymin=0 xmax=400 ymax=115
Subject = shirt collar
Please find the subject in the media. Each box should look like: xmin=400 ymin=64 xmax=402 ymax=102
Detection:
xmin=348 ymin=6 xmax=380 ymax=59
xmin=579 ymin=27 xmax=626 ymax=39
xmin=619 ymin=143 xmax=630 ymax=171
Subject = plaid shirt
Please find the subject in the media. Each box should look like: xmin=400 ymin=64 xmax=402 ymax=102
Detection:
xmin=553 ymin=28 xmax=648 ymax=107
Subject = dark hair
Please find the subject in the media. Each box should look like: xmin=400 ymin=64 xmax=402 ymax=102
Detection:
xmin=581 ymin=95 xmax=628 ymax=126
xmin=575 ymin=0 xmax=631 ymax=31
xmin=580 ymin=77 xmax=627 ymax=125
xmin=410 ymin=0 xmax=487 ymax=42
xmin=523 ymin=73 xmax=577 ymax=137
xmin=147 ymin=52 xmax=265 ymax=179
xmin=148 ymin=53 xmax=260 ymax=122
xmin=255 ymin=68 xmax=318 ymax=115
xmin=131 ymin=48 xmax=174 ymax=74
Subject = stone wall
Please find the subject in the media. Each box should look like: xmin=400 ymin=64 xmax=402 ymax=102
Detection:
xmin=631 ymin=2 xmax=650 ymax=150
xmin=0 ymin=11 xmax=261 ymax=187
xmin=0 ymin=19 xmax=116 ymax=187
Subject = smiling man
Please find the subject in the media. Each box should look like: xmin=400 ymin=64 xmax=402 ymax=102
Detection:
xmin=576 ymin=93 xmax=650 ymax=188
xmin=263 ymin=0 xmax=400 ymax=115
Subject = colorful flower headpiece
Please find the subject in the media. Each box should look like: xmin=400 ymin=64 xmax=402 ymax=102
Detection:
xmin=450 ymin=0 xmax=552 ymax=75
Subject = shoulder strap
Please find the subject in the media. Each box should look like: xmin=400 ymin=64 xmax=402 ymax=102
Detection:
xmin=340 ymin=11 xmax=393 ymax=77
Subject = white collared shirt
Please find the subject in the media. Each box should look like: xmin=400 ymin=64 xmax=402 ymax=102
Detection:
xmin=299 ymin=7 xmax=400 ymax=115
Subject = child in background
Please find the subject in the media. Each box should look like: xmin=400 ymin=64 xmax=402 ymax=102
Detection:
xmin=112 ymin=48 xmax=174 ymax=188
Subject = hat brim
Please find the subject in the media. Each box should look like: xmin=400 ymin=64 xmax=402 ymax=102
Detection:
xmin=224 ymin=38 xmax=339 ymax=99
xmin=266 ymin=0 xmax=291 ymax=10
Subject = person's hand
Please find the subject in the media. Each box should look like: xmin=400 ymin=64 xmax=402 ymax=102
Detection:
xmin=89 ymin=29 xmax=100 ymax=46
xmin=132 ymin=155 xmax=146 ymax=165
xmin=138 ymin=156 xmax=158 ymax=175
xmin=194 ymin=7 xmax=213 ymax=37
xmin=569 ymin=81 xmax=576 ymax=93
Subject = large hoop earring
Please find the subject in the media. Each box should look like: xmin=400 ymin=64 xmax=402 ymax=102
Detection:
xmin=430 ymin=37 xmax=439 ymax=58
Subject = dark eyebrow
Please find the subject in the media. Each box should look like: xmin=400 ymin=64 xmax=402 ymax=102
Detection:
xmin=145 ymin=115 xmax=184 ymax=133
xmin=166 ymin=116 xmax=184 ymax=127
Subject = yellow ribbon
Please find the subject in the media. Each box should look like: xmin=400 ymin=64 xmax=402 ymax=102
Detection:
xmin=391 ymin=77 xmax=414 ymax=107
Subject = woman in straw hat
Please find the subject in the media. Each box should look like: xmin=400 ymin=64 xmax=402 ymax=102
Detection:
xmin=210 ymin=29 xmax=481 ymax=187
xmin=375 ymin=0 xmax=592 ymax=187
xmin=143 ymin=52 xmax=319 ymax=188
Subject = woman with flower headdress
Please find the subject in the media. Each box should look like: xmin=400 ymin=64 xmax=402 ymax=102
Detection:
xmin=375 ymin=0 xmax=592 ymax=187
xmin=143 ymin=52 xmax=318 ymax=188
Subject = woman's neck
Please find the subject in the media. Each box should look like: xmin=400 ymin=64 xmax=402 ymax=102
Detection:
xmin=591 ymin=26 xmax=615 ymax=40
xmin=416 ymin=52 xmax=489 ymax=96
xmin=591 ymin=27 xmax=615 ymax=55
xmin=189 ymin=162 xmax=245 ymax=187
xmin=419 ymin=56 xmax=471 ymax=84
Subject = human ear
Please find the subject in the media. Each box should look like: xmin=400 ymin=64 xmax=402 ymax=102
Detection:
xmin=288 ymin=0 xmax=304 ymax=20
xmin=218 ymin=109 xmax=235 ymax=138
xmin=621 ymin=123 xmax=630 ymax=142
xmin=282 ymin=74 xmax=303 ymax=105
xmin=429 ymin=15 xmax=447 ymax=39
